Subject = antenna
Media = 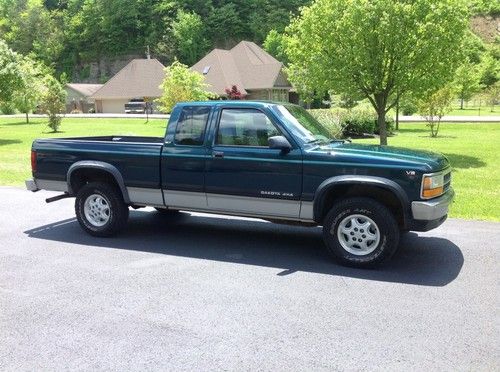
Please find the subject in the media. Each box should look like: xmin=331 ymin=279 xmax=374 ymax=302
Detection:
xmin=146 ymin=45 xmax=151 ymax=59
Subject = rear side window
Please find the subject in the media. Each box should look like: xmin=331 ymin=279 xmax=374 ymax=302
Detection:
xmin=174 ymin=106 xmax=210 ymax=146
xmin=216 ymin=109 xmax=280 ymax=147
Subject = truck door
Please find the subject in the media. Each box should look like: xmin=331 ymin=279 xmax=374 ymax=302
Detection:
xmin=205 ymin=106 xmax=303 ymax=219
xmin=161 ymin=105 xmax=211 ymax=209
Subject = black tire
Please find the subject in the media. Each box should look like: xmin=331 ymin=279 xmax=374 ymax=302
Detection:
xmin=322 ymin=197 xmax=399 ymax=268
xmin=75 ymin=182 xmax=129 ymax=237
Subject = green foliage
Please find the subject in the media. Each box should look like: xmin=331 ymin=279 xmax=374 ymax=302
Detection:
xmin=285 ymin=0 xmax=469 ymax=145
xmin=469 ymin=0 xmax=500 ymax=15
xmin=172 ymin=10 xmax=209 ymax=66
xmin=156 ymin=60 xmax=215 ymax=113
xmin=399 ymin=96 xmax=419 ymax=116
xmin=418 ymin=85 xmax=456 ymax=137
xmin=13 ymin=57 xmax=48 ymax=123
xmin=310 ymin=107 xmax=394 ymax=137
xmin=0 ymin=101 xmax=16 ymax=114
xmin=263 ymin=30 xmax=289 ymax=64
xmin=0 ymin=0 xmax=310 ymax=77
xmin=479 ymin=48 xmax=500 ymax=88
xmin=308 ymin=109 xmax=347 ymax=138
xmin=0 ymin=39 xmax=22 ymax=103
xmin=483 ymin=81 xmax=500 ymax=112
xmin=40 ymin=75 xmax=66 ymax=132
xmin=454 ymin=62 xmax=482 ymax=108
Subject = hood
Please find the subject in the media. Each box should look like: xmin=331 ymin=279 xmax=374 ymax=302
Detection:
xmin=309 ymin=142 xmax=449 ymax=172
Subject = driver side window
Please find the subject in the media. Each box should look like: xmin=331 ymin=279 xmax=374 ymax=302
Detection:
xmin=216 ymin=109 xmax=280 ymax=147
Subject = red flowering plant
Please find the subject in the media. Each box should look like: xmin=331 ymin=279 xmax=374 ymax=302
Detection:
xmin=225 ymin=85 xmax=246 ymax=100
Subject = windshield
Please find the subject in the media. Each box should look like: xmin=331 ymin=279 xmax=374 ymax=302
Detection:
xmin=272 ymin=104 xmax=333 ymax=145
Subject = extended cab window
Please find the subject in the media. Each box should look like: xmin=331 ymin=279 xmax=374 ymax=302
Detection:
xmin=174 ymin=106 xmax=210 ymax=146
xmin=216 ymin=109 xmax=280 ymax=147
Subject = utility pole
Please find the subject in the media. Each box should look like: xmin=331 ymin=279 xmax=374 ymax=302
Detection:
xmin=146 ymin=45 xmax=151 ymax=60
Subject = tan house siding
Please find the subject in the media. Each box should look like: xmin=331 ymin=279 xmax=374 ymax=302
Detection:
xmin=99 ymin=99 xmax=129 ymax=113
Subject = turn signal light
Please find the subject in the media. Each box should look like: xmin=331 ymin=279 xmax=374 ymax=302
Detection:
xmin=31 ymin=150 xmax=37 ymax=173
xmin=422 ymin=186 xmax=444 ymax=198
xmin=421 ymin=173 xmax=445 ymax=199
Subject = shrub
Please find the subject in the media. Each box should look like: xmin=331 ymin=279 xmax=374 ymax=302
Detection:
xmin=399 ymin=98 xmax=418 ymax=116
xmin=310 ymin=107 xmax=394 ymax=138
xmin=309 ymin=108 xmax=348 ymax=138
xmin=417 ymin=85 xmax=455 ymax=137
xmin=0 ymin=102 xmax=16 ymax=114
xmin=40 ymin=75 xmax=66 ymax=132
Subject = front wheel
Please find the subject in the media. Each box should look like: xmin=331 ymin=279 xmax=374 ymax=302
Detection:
xmin=75 ymin=182 xmax=129 ymax=237
xmin=322 ymin=197 xmax=400 ymax=268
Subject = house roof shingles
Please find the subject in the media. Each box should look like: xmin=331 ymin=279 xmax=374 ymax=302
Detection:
xmin=66 ymin=83 xmax=103 ymax=97
xmin=191 ymin=41 xmax=291 ymax=95
xmin=91 ymin=59 xmax=165 ymax=99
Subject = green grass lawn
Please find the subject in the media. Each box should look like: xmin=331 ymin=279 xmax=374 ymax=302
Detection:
xmin=446 ymin=105 xmax=500 ymax=116
xmin=0 ymin=117 xmax=498 ymax=221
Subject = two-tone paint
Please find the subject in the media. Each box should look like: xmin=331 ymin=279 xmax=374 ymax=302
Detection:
xmin=28 ymin=101 xmax=453 ymax=230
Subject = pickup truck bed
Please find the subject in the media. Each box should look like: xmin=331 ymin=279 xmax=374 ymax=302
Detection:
xmin=26 ymin=101 xmax=454 ymax=268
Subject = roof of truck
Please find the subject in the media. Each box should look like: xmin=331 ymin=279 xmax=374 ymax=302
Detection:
xmin=174 ymin=100 xmax=290 ymax=108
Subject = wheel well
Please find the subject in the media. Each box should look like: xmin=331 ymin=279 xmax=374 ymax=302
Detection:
xmin=69 ymin=168 xmax=122 ymax=198
xmin=317 ymin=184 xmax=406 ymax=228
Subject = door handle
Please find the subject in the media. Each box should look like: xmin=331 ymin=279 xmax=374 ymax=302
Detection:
xmin=212 ymin=151 xmax=224 ymax=158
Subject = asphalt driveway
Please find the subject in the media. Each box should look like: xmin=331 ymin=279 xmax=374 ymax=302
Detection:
xmin=0 ymin=187 xmax=498 ymax=371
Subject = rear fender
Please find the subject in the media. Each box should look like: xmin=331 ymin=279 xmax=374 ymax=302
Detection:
xmin=67 ymin=161 xmax=130 ymax=203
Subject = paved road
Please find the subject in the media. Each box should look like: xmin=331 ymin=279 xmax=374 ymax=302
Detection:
xmin=0 ymin=187 xmax=498 ymax=371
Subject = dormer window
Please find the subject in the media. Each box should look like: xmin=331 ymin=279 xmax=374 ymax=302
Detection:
xmin=203 ymin=66 xmax=211 ymax=75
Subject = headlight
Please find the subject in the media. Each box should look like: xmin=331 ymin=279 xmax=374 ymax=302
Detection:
xmin=421 ymin=173 xmax=445 ymax=199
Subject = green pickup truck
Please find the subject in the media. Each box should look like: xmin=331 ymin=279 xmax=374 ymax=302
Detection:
xmin=26 ymin=101 xmax=454 ymax=268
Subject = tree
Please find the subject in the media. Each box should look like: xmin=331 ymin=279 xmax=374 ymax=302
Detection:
xmin=13 ymin=57 xmax=48 ymax=123
xmin=285 ymin=0 xmax=469 ymax=145
xmin=0 ymin=39 xmax=22 ymax=104
xmin=479 ymin=50 xmax=500 ymax=88
xmin=418 ymin=85 xmax=455 ymax=137
xmin=172 ymin=10 xmax=208 ymax=66
xmin=40 ymin=75 xmax=66 ymax=132
xmin=483 ymin=81 xmax=500 ymax=112
xmin=156 ymin=60 xmax=214 ymax=113
xmin=225 ymin=85 xmax=246 ymax=100
xmin=454 ymin=62 xmax=481 ymax=109
xmin=263 ymin=30 xmax=288 ymax=64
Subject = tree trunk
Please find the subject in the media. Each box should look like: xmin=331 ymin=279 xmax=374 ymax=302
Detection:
xmin=377 ymin=111 xmax=387 ymax=145
xmin=395 ymin=100 xmax=399 ymax=131
xmin=374 ymin=93 xmax=388 ymax=145
xmin=460 ymin=98 xmax=464 ymax=109
xmin=25 ymin=112 xmax=29 ymax=124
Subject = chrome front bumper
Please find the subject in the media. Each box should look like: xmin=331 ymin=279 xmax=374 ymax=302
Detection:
xmin=411 ymin=188 xmax=455 ymax=221
xmin=25 ymin=179 xmax=39 ymax=192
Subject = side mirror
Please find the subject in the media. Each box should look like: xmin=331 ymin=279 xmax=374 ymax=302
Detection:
xmin=268 ymin=135 xmax=292 ymax=153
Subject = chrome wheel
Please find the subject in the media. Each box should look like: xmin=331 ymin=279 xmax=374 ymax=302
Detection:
xmin=83 ymin=194 xmax=111 ymax=227
xmin=336 ymin=214 xmax=380 ymax=256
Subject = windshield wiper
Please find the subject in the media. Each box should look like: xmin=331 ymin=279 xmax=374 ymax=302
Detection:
xmin=328 ymin=138 xmax=351 ymax=144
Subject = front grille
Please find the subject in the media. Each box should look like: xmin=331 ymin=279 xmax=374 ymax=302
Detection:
xmin=443 ymin=169 xmax=451 ymax=191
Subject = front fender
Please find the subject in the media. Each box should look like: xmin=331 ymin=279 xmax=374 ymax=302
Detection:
xmin=313 ymin=175 xmax=410 ymax=224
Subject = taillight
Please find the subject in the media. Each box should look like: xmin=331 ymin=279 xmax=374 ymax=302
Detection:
xmin=31 ymin=150 xmax=37 ymax=173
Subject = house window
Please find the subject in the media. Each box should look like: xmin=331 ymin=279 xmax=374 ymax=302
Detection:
xmin=174 ymin=106 xmax=210 ymax=146
xmin=271 ymin=89 xmax=288 ymax=102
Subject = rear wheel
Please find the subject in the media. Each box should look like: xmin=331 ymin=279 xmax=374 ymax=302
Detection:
xmin=75 ymin=182 xmax=129 ymax=237
xmin=322 ymin=197 xmax=399 ymax=268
